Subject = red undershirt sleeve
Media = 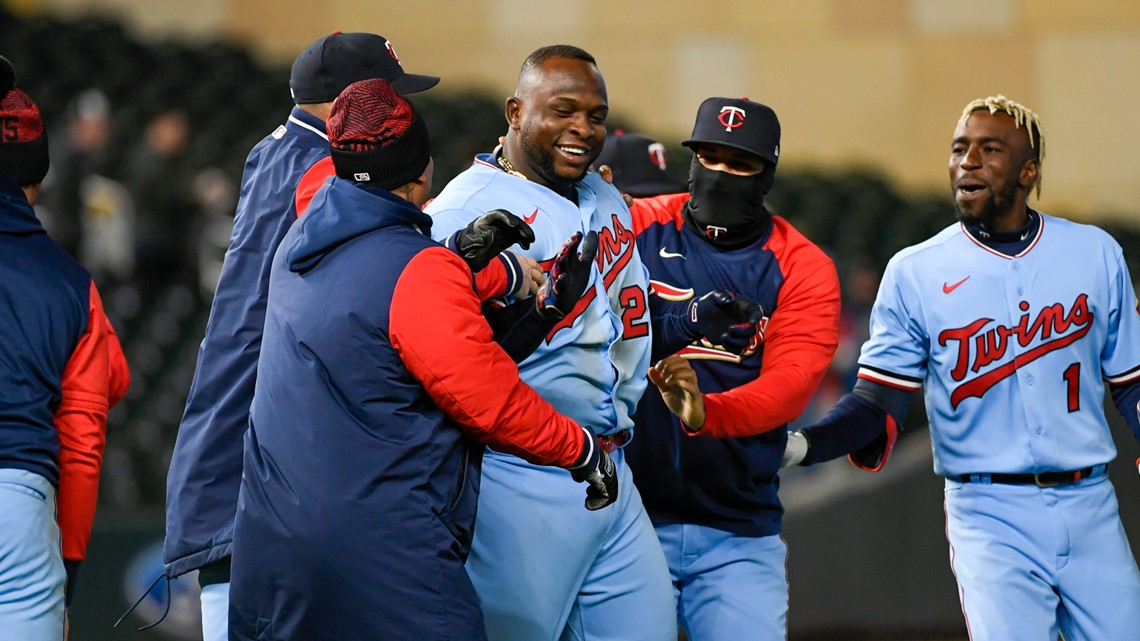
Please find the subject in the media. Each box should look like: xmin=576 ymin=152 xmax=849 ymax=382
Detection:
xmin=389 ymin=246 xmax=584 ymax=467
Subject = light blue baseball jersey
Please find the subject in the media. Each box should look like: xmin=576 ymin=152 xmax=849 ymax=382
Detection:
xmin=857 ymin=213 xmax=1140 ymax=477
xmin=426 ymin=155 xmax=652 ymax=436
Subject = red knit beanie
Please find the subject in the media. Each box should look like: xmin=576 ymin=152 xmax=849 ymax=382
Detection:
xmin=326 ymin=78 xmax=430 ymax=190
xmin=0 ymin=55 xmax=50 ymax=186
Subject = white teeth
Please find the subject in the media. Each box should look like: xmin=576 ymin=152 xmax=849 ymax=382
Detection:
xmin=559 ymin=146 xmax=587 ymax=156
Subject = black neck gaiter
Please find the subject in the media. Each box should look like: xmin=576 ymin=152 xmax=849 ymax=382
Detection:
xmin=682 ymin=157 xmax=772 ymax=247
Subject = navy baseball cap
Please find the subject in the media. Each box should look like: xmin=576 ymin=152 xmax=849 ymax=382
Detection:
xmin=595 ymin=131 xmax=685 ymax=197
xmin=682 ymin=97 xmax=780 ymax=165
xmin=290 ymin=32 xmax=440 ymax=104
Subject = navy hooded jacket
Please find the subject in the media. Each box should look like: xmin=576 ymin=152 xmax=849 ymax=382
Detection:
xmin=228 ymin=177 xmax=586 ymax=641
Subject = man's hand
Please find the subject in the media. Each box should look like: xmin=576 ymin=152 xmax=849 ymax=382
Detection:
xmin=568 ymin=426 xmax=618 ymax=510
xmin=450 ymin=209 xmax=536 ymax=272
xmin=687 ymin=291 xmax=764 ymax=355
xmin=649 ymin=355 xmax=706 ymax=431
xmin=508 ymin=250 xmax=546 ymax=299
xmin=781 ymin=431 xmax=810 ymax=468
xmin=536 ymin=231 xmax=598 ymax=320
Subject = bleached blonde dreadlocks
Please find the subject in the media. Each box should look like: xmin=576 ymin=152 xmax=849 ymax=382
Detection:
xmin=958 ymin=95 xmax=1046 ymax=198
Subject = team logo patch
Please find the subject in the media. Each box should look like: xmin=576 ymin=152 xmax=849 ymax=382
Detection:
xmin=353 ymin=172 xmax=371 ymax=181
xmin=385 ymin=40 xmax=401 ymax=63
xmin=648 ymin=142 xmax=667 ymax=170
xmin=718 ymin=106 xmax=746 ymax=132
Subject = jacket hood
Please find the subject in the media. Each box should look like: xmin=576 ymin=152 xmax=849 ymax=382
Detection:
xmin=0 ymin=171 xmax=46 ymax=236
xmin=286 ymin=177 xmax=433 ymax=273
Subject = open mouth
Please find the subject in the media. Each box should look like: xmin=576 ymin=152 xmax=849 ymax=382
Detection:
xmin=557 ymin=144 xmax=591 ymax=163
xmin=956 ymin=181 xmax=987 ymax=199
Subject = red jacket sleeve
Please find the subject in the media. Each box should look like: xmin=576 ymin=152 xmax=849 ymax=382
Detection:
xmin=699 ymin=223 xmax=841 ymax=438
xmin=472 ymin=255 xmax=510 ymax=301
xmin=56 ymin=282 xmax=130 ymax=562
xmin=389 ymin=246 xmax=584 ymax=466
xmin=629 ymin=193 xmax=690 ymax=235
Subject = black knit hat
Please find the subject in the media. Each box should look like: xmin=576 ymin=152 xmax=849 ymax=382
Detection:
xmin=682 ymin=96 xmax=780 ymax=166
xmin=595 ymin=130 xmax=685 ymax=197
xmin=0 ymin=56 xmax=50 ymax=186
xmin=327 ymin=78 xmax=431 ymax=190
xmin=290 ymin=32 xmax=439 ymax=104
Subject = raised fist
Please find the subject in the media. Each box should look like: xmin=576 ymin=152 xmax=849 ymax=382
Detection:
xmin=687 ymin=291 xmax=764 ymax=355
xmin=449 ymin=209 xmax=536 ymax=272
xmin=536 ymin=231 xmax=598 ymax=320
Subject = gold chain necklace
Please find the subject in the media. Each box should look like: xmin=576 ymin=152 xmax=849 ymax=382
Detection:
xmin=496 ymin=152 xmax=527 ymax=179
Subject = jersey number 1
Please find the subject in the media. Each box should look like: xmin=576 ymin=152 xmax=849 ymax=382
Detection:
xmin=1062 ymin=362 xmax=1080 ymax=413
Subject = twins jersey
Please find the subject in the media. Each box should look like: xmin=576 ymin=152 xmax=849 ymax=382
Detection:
xmin=858 ymin=212 xmax=1140 ymax=477
xmin=425 ymin=155 xmax=651 ymax=436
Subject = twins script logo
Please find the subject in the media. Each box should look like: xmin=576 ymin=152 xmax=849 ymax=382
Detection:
xmin=718 ymin=106 xmax=746 ymax=132
xmin=544 ymin=214 xmax=639 ymax=340
xmin=938 ymin=294 xmax=1093 ymax=408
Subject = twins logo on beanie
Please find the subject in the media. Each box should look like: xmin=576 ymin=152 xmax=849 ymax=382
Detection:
xmin=326 ymin=78 xmax=430 ymax=190
xmin=0 ymin=55 xmax=50 ymax=186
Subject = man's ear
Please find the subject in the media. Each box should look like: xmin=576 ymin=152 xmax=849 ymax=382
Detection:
xmin=1019 ymin=158 xmax=1039 ymax=191
xmin=505 ymin=96 xmax=522 ymax=130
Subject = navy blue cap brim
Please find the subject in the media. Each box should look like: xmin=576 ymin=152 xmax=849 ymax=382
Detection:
xmin=390 ymin=73 xmax=440 ymax=95
xmin=681 ymin=137 xmax=777 ymax=164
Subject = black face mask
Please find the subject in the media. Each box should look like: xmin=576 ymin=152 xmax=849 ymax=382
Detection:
xmin=683 ymin=157 xmax=773 ymax=247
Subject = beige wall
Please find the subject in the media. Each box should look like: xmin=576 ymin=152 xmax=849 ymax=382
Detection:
xmin=33 ymin=0 xmax=1140 ymax=222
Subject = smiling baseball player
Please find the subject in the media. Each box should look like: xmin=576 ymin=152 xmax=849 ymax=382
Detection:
xmin=782 ymin=95 xmax=1140 ymax=641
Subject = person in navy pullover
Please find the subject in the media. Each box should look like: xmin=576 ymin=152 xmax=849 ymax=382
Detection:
xmin=228 ymin=77 xmax=614 ymax=641
xmin=0 ymin=55 xmax=130 ymax=641
xmin=620 ymin=99 xmax=841 ymax=641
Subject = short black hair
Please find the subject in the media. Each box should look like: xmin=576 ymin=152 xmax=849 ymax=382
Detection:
xmin=516 ymin=45 xmax=597 ymax=92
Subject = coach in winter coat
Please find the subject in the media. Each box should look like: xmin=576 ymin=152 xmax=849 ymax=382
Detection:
xmin=228 ymin=78 xmax=615 ymax=641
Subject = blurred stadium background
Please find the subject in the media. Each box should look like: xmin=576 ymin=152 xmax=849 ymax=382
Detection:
xmin=2 ymin=0 xmax=1139 ymax=639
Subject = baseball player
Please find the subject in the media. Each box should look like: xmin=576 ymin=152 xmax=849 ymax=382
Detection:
xmin=614 ymin=100 xmax=840 ymax=641
xmin=782 ymin=95 xmax=1140 ymax=640
xmin=425 ymin=46 xmax=762 ymax=641
xmin=0 ymin=55 xmax=130 ymax=640
xmin=228 ymin=78 xmax=615 ymax=641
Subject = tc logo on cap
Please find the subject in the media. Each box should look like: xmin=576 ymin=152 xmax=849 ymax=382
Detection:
xmin=385 ymin=40 xmax=402 ymax=64
xmin=354 ymin=172 xmax=371 ymax=181
xmin=648 ymin=143 xmax=667 ymax=170
xmin=718 ymin=106 xmax=746 ymax=132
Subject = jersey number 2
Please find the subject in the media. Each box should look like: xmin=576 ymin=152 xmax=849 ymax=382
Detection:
xmin=619 ymin=286 xmax=649 ymax=339
xmin=1062 ymin=362 xmax=1080 ymax=413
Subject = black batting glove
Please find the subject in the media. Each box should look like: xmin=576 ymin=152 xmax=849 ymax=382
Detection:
xmin=447 ymin=208 xmax=536 ymax=272
xmin=536 ymin=231 xmax=598 ymax=320
xmin=568 ymin=426 xmax=618 ymax=511
xmin=686 ymin=291 xmax=764 ymax=355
